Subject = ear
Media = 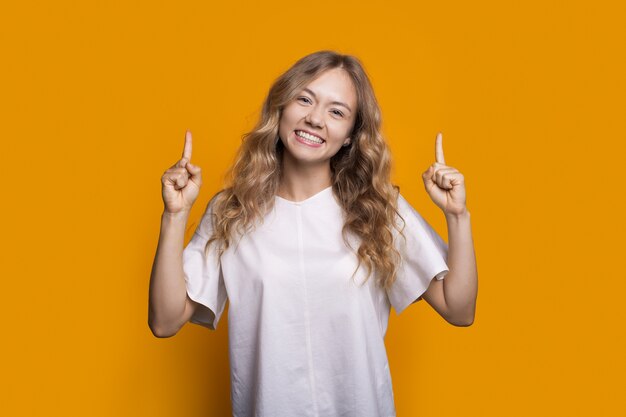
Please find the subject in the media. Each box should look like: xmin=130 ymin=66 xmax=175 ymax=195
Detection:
xmin=342 ymin=138 xmax=351 ymax=147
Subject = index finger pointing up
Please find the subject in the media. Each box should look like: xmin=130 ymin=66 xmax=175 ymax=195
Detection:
xmin=182 ymin=130 xmax=193 ymax=161
xmin=435 ymin=132 xmax=445 ymax=164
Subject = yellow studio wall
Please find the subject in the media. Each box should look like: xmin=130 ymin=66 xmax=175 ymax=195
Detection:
xmin=1 ymin=0 xmax=624 ymax=416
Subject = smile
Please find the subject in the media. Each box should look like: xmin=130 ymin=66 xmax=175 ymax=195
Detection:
xmin=295 ymin=130 xmax=325 ymax=145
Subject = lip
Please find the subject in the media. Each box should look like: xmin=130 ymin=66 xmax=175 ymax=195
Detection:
xmin=294 ymin=129 xmax=325 ymax=142
xmin=293 ymin=130 xmax=324 ymax=148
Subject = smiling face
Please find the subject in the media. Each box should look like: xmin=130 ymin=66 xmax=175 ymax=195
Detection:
xmin=278 ymin=67 xmax=358 ymax=169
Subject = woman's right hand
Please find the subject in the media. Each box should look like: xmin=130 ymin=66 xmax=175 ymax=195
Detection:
xmin=161 ymin=130 xmax=203 ymax=214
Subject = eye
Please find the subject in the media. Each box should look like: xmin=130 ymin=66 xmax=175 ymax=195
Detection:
xmin=331 ymin=109 xmax=344 ymax=117
xmin=297 ymin=96 xmax=312 ymax=104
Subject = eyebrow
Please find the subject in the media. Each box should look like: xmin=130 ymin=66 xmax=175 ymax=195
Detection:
xmin=303 ymin=88 xmax=352 ymax=113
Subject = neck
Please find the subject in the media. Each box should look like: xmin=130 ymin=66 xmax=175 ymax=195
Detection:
xmin=277 ymin=155 xmax=332 ymax=202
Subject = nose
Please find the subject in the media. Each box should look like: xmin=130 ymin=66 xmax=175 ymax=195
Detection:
xmin=305 ymin=106 xmax=324 ymax=128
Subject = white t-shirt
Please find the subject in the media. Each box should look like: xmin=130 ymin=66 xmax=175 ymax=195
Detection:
xmin=183 ymin=186 xmax=449 ymax=417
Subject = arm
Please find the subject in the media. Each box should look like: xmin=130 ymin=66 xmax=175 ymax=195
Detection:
xmin=148 ymin=210 xmax=199 ymax=338
xmin=419 ymin=132 xmax=477 ymax=326
xmin=148 ymin=130 xmax=204 ymax=338
xmin=421 ymin=208 xmax=477 ymax=326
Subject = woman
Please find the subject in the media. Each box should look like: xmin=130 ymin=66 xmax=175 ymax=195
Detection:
xmin=149 ymin=50 xmax=478 ymax=416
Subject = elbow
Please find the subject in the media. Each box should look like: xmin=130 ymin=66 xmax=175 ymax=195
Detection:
xmin=151 ymin=328 xmax=177 ymax=338
xmin=444 ymin=300 xmax=476 ymax=327
xmin=452 ymin=316 xmax=474 ymax=327
xmin=446 ymin=312 xmax=475 ymax=327
xmin=148 ymin=320 xmax=179 ymax=338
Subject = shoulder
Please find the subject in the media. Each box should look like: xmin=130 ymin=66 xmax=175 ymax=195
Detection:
xmin=197 ymin=189 xmax=227 ymax=237
xmin=203 ymin=189 xmax=229 ymax=215
xmin=395 ymin=192 xmax=419 ymax=220
xmin=394 ymin=192 xmax=436 ymax=238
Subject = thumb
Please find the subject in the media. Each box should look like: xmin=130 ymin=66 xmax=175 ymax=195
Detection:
xmin=186 ymin=161 xmax=202 ymax=178
xmin=422 ymin=166 xmax=434 ymax=184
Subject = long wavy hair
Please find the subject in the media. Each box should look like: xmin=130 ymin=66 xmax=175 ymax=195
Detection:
xmin=204 ymin=50 xmax=406 ymax=291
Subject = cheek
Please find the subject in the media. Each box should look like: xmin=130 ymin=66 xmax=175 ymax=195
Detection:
xmin=279 ymin=108 xmax=300 ymax=132
xmin=285 ymin=104 xmax=305 ymax=120
xmin=333 ymin=121 xmax=355 ymax=139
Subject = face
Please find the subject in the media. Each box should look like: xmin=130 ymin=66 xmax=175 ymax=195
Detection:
xmin=278 ymin=67 xmax=357 ymax=168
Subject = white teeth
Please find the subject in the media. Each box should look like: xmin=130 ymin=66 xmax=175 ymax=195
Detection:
xmin=296 ymin=130 xmax=324 ymax=144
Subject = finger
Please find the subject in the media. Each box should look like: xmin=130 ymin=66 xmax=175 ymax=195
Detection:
xmin=174 ymin=171 xmax=190 ymax=190
xmin=163 ymin=167 xmax=189 ymax=185
xmin=435 ymin=132 xmax=445 ymax=165
xmin=441 ymin=173 xmax=455 ymax=190
xmin=439 ymin=172 xmax=464 ymax=190
xmin=433 ymin=165 xmax=457 ymax=174
xmin=186 ymin=162 xmax=203 ymax=183
xmin=422 ymin=166 xmax=436 ymax=186
xmin=434 ymin=167 xmax=458 ymax=183
xmin=182 ymin=130 xmax=192 ymax=161
xmin=175 ymin=157 xmax=188 ymax=169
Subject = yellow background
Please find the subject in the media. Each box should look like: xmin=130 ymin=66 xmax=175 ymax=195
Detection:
xmin=1 ymin=0 xmax=624 ymax=415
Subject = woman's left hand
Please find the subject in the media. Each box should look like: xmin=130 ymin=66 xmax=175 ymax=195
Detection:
xmin=421 ymin=132 xmax=468 ymax=216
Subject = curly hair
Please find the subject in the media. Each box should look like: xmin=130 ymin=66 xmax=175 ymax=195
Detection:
xmin=204 ymin=50 xmax=406 ymax=291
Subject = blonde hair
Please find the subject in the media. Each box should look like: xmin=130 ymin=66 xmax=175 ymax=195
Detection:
xmin=205 ymin=50 xmax=405 ymax=291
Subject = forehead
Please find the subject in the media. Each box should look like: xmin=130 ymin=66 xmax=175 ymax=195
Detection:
xmin=303 ymin=68 xmax=357 ymax=107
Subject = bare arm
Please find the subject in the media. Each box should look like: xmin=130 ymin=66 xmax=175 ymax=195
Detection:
xmin=148 ymin=130 xmax=203 ymax=338
xmin=421 ymin=209 xmax=477 ymax=326
xmin=148 ymin=210 xmax=199 ymax=338
xmin=420 ymin=132 xmax=478 ymax=326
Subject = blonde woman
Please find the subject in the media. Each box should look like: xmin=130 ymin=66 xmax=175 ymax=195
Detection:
xmin=149 ymin=50 xmax=478 ymax=416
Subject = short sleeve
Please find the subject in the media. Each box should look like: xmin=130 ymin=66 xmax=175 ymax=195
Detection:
xmin=182 ymin=197 xmax=228 ymax=330
xmin=387 ymin=194 xmax=450 ymax=314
